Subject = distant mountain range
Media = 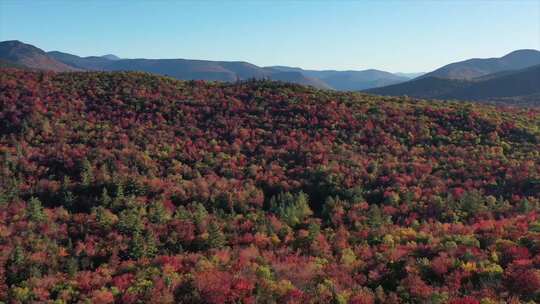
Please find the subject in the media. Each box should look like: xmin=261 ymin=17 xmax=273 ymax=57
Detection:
xmin=2 ymin=40 xmax=539 ymax=106
xmin=45 ymin=49 xmax=330 ymax=88
xmin=0 ymin=40 xmax=80 ymax=72
xmin=367 ymin=49 xmax=540 ymax=106
xmin=269 ymin=66 xmax=410 ymax=91
xmin=419 ymin=49 xmax=540 ymax=79
xmin=0 ymin=40 xmax=417 ymax=90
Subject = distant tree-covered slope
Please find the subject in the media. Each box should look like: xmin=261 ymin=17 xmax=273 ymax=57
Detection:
xmin=0 ymin=40 xmax=328 ymax=89
xmin=1 ymin=68 xmax=539 ymax=303
xmin=366 ymin=76 xmax=471 ymax=99
xmin=446 ymin=64 xmax=540 ymax=100
xmin=3 ymin=40 xmax=404 ymax=90
xmin=47 ymin=51 xmax=115 ymax=70
xmin=0 ymin=40 xmax=80 ymax=72
xmin=47 ymin=49 xmax=331 ymax=89
xmin=420 ymin=49 xmax=540 ymax=80
xmin=270 ymin=66 xmax=409 ymax=90
xmin=0 ymin=59 xmax=28 ymax=69
xmin=8 ymin=40 xmax=537 ymax=96
xmin=366 ymin=64 xmax=540 ymax=106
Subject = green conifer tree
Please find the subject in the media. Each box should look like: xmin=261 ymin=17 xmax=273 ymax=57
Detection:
xmin=28 ymin=197 xmax=45 ymax=222
xmin=207 ymin=222 xmax=226 ymax=249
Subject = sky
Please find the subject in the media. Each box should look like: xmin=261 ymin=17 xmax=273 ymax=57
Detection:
xmin=1 ymin=0 xmax=539 ymax=73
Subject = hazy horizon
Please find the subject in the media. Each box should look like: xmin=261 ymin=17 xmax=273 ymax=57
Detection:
xmin=1 ymin=0 xmax=539 ymax=73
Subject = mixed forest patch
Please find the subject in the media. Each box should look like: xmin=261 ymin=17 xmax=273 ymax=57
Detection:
xmin=1 ymin=69 xmax=539 ymax=303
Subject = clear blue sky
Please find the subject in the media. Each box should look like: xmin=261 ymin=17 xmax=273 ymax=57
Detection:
xmin=1 ymin=0 xmax=539 ymax=72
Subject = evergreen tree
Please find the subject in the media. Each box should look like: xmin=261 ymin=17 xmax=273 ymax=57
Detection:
xmin=27 ymin=197 xmax=45 ymax=222
xmin=307 ymin=222 xmax=321 ymax=243
xmin=368 ymin=204 xmax=386 ymax=228
xmin=80 ymin=158 xmax=94 ymax=186
xmin=61 ymin=176 xmax=76 ymax=209
xmin=207 ymin=222 xmax=226 ymax=249
xmin=270 ymin=192 xmax=313 ymax=227
xmin=100 ymin=187 xmax=112 ymax=207
xmin=6 ymin=246 xmax=27 ymax=285
xmin=129 ymin=230 xmax=158 ymax=259
xmin=118 ymin=207 xmax=144 ymax=234
xmin=93 ymin=206 xmax=117 ymax=230
xmin=111 ymin=181 xmax=125 ymax=210
xmin=65 ymin=257 xmax=78 ymax=278
xmin=148 ymin=200 xmax=171 ymax=224
xmin=192 ymin=202 xmax=209 ymax=227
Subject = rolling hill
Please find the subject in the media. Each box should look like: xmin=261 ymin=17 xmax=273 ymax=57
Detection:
xmin=419 ymin=49 xmax=540 ymax=80
xmin=0 ymin=40 xmax=80 ymax=72
xmin=366 ymin=76 xmax=470 ymax=99
xmin=0 ymin=41 xmax=328 ymax=89
xmin=46 ymin=51 xmax=115 ymax=70
xmin=47 ymin=50 xmax=331 ymax=89
xmin=3 ymin=40 xmax=538 ymax=102
xmin=3 ymin=40 xmax=412 ymax=90
xmin=269 ymin=66 xmax=409 ymax=90
xmin=446 ymin=64 xmax=540 ymax=100
xmin=366 ymin=63 xmax=540 ymax=106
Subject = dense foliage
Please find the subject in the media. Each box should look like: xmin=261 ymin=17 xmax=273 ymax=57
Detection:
xmin=1 ymin=69 xmax=539 ymax=303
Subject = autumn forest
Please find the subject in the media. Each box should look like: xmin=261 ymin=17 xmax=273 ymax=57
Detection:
xmin=1 ymin=68 xmax=540 ymax=303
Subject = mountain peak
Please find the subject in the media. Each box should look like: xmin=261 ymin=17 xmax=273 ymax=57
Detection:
xmin=101 ymin=54 xmax=120 ymax=60
xmin=0 ymin=40 xmax=46 ymax=55
xmin=0 ymin=40 xmax=78 ymax=72
xmin=419 ymin=49 xmax=540 ymax=80
xmin=1 ymin=40 xmax=25 ymax=45
xmin=502 ymin=49 xmax=540 ymax=58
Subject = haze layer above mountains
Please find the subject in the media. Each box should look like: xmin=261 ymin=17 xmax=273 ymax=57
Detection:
xmin=1 ymin=40 xmax=539 ymax=106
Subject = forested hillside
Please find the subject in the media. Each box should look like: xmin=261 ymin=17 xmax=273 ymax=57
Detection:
xmin=366 ymin=64 xmax=540 ymax=107
xmin=0 ymin=41 xmax=79 ymax=72
xmin=419 ymin=49 xmax=540 ymax=80
xmin=1 ymin=69 xmax=539 ymax=303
